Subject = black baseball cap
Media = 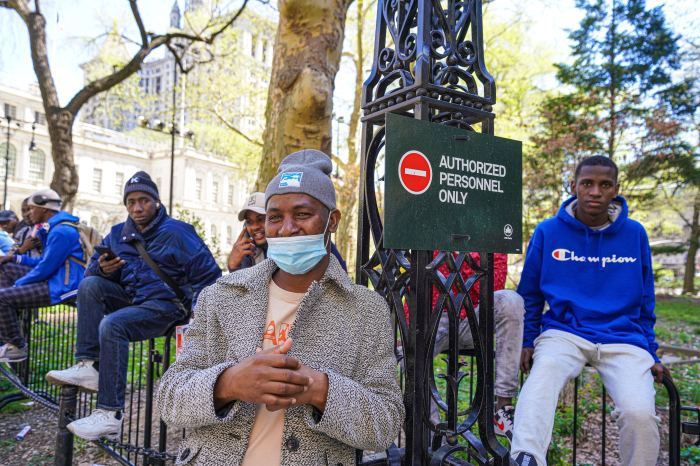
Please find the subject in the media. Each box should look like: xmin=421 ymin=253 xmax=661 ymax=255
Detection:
xmin=0 ymin=210 xmax=17 ymax=222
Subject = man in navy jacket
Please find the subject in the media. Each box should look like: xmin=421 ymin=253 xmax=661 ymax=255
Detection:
xmin=0 ymin=189 xmax=85 ymax=363
xmin=46 ymin=171 xmax=221 ymax=441
xmin=510 ymin=156 xmax=667 ymax=466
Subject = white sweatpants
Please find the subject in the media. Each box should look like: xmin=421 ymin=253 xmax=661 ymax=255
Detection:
xmin=511 ymin=329 xmax=660 ymax=466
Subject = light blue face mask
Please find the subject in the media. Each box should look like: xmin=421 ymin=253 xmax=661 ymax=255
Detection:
xmin=267 ymin=213 xmax=332 ymax=275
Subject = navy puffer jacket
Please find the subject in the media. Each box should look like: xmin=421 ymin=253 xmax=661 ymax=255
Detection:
xmin=85 ymin=207 xmax=221 ymax=307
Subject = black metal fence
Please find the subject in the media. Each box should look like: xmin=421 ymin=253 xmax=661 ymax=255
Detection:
xmin=1 ymin=304 xmax=697 ymax=465
xmin=0 ymin=304 xmax=179 ymax=465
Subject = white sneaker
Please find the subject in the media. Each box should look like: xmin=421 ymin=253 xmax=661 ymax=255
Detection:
xmin=67 ymin=409 xmax=122 ymax=441
xmin=494 ymin=405 xmax=515 ymax=440
xmin=46 ymin=360 xmax=99 ymax=392
xmin=0 ymin=343 xmax=27 ymax=362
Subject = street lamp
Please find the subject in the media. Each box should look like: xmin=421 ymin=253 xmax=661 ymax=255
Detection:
xmin=136 ymin=116 xmax=193 ymax=212
xmin=2 ymin=116 xmax=36 ymax=208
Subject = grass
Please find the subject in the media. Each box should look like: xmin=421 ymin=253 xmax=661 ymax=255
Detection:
xmin=656 ymin=297 xmax=700 ymax=328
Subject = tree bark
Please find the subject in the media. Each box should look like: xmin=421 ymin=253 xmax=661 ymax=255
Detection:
xmin=254 ymin=0 xmax=354 ymax=191
xmin=683 ymin=189 xmax=700 ymax=295
xmin=23 ymin=8 xmax=80 ymax=209
xmin=334 ymin=0 xmax=365 ymax=269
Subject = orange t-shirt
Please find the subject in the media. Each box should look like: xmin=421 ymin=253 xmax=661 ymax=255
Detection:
xmin=241 ymin=279 xmax=304 ymax=466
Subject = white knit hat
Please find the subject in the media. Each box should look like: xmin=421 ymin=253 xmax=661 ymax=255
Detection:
xmin=27 ymin=188 xmax=62 ymax=212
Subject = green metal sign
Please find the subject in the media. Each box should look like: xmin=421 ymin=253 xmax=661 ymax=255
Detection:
xmin=384 ymin=113 xmax=522 ymax=253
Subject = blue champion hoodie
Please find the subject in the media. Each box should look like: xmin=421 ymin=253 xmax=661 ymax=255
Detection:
xmin=517 ymin=195 xmax=658 ymax=362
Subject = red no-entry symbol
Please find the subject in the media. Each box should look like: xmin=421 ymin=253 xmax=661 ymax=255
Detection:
xmin=398 ymin=150 xmax=432 ymax=195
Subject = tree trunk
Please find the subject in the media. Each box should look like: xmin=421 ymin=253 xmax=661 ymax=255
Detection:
xmin=47 ymin=111 xmax=79 ymax=211
xmin=683 ymin=189 xmax=700 ymax=295
xmin=334 ymin=0 xmax=365 ymax=270
xmin=254 ymin=0 xmax=354 ymax=190
xmin=25 ymin=9 xmax=80 ymax=209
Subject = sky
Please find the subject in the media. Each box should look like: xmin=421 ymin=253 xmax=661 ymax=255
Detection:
xmin=0 ymin=0 xmax=697 ymax=117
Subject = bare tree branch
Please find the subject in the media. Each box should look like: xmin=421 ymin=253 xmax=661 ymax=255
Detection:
xmin=4 ymin=0 xmax=30 ymax=23
xmin=67 ymin=0 xmax=248 ymax=115
xmin=211 ymin=105 xmax=263 ymax=147
xmin=129 ymin=0 xmax=148 ymax=46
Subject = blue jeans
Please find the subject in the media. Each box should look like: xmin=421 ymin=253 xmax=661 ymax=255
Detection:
xmin=74 ymin=276 xmax=185 ymax=410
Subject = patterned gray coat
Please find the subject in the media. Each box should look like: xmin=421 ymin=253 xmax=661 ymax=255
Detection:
xmin=156 ymin=256 xmax=404 ymax=466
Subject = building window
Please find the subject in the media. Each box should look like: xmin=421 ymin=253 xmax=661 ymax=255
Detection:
xmin=93 ymin=168 xmax=103 ymax=193
xmin=226 ymin=225 xmax=233 ymax=245
xmin=210 ymin=224 xmax=217 ymax=241
xmin=262 ymin=40 xmax=268 ymax=63
xmin=34 ymin=111 xmax=46 ymax=125
xmin=3 ymin=103 xmax=17 ymax=119
xmin=28 ymin=149 xmax=46 ymax=182
xmin=155 ymin=77 xmax=162 ymax=94
xmin=115 ymin=172 xmax=124 ymax=194
xmin=212 ymin=180 xmax=219 ymax=202
xmin=0 ymin=143 xmax=17 ymax=179
xmin=196 ymin=178 xmax=203 ymax=200
xmin=251 ymin=35 xmax=257 ymax=57
xmin=227 ymin=182 xmax=235 ymax=205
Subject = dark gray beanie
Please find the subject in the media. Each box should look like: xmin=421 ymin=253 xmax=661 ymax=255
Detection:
xmin=265 ymin=149 xmax=336 ymax=210
xmin=123 ymin=171 xmax=160 ymax=204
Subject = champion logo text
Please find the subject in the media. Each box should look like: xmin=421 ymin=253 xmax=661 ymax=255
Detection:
xmin=551 ymin=248 xmax=637 ymax=268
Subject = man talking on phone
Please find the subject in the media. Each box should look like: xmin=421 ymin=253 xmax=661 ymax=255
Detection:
xmin=46 ymin=171 xmax=221 ymax=441
xmin=228 ymin=192 xmax=348 ymax=272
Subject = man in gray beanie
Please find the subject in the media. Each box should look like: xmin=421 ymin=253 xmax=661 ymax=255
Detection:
xmin=158 ymin=149 xmax=403 ymax=466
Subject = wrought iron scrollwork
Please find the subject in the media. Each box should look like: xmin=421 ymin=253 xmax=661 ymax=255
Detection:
xmin=357 ymin=0 xmax=509 ymax=464
xmin=363 ymin=0 xmax=495 ymax=122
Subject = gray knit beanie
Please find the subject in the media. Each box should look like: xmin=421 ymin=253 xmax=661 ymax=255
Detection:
xmin=265 ymin=149 xmax=336 ymax=210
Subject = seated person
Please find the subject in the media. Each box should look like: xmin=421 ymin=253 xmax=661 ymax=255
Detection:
xmin=0 ymin=189 xmax=85 ymax=362
xmin=511 ymin=156 xmax=667 ymax=466
xmin=157 ymin=149 xmax=404 ymax=465
xmin=46 ymin=171 xmax=222 ymax=441
xmin=0 ymin=228 xmax=13 ymax=255
xmin=431 ymin=252 xmax=523 ymax=440
xmin=227 ymin=191 xmax=348 ymax=272
xmin=0 ymin=203 xmax=41 ymax=260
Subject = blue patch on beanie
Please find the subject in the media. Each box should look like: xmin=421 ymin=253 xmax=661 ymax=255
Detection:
xmin=279 ymin=172 xmax=303 ymax=188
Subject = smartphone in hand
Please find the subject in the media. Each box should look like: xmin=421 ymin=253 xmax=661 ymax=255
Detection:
xmin=94 ymin=245 xmax=117 ymax=261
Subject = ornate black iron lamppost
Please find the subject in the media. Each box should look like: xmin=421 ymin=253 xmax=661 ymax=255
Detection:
xmin=356 ymin=0 xmax=508 ymax=464
xmin=2 ymin=115 xmax=37 ymax=208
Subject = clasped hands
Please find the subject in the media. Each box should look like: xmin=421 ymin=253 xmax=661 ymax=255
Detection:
xmin=214 ymin=338 xmax=328 ymax=413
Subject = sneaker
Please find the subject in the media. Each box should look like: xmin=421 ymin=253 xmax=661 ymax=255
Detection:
xmin=494 ymin=405 xmax=515 ymax=440
xmin=0 ymin=343 xmax=27 ymax=363
xmin=46 ymin=360 xmax=99 ymax=392
xmin=513 ymin=452 xmax=539 ymax=466
xmin=67 ymin=409 xmax=122 ymax=441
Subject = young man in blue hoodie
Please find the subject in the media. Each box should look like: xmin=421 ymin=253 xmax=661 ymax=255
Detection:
xmin=510 ymin=156 xmax=667 ymax=466
xmin=0 ymin=189 xmax=85 ymax=363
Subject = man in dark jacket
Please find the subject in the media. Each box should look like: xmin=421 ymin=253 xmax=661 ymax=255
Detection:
xmin=0 ymin=189 xmax=85 ymax=362
xmin=46 ymin=171 xmax=221 ymax=441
